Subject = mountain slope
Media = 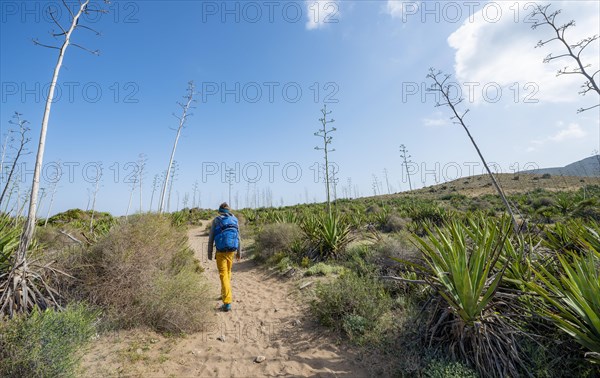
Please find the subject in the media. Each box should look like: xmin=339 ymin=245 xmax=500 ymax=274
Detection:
xmin=520 ymin=155 xmax=600 ymax=177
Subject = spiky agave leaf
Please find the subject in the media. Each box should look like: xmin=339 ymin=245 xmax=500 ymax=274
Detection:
xmin=0 ymin=216 xmax=67 ymax=318
xmin=0 ymin=215 xmax=21 ymax=273
xmin=301 ymin=211 xmax=353 ymax=261
xmin=413 ymin=217 xmax=507 ymax=324
xmin=316 ymin=212 xmax=353 ymax=259
xmin=528 ymin=248 xmax=600 ymax=363
xmin=410 ymin=216 xmax=522 ymax=377
xmin=545 ymin=221 xmax=600 ymax=255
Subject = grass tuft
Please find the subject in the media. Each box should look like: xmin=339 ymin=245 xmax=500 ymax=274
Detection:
xmin=0 ymin=303 xmax=98 ymax=377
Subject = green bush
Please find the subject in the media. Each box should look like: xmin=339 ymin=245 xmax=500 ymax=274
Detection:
xmin=467 ymin=199 xmax=490 ymax=213
xmin=311 ymin=271 xmax=392 ymax=343
xmin=342 ymin=314 xmax=370 ymax=340
xmin=423 ymin=359 xmax=479 ymax=378
xmin=44 ymin=208 xmax=115 ymax=235
xmin=532 ymin=197 xmax=555 ymax=210
xmin=0 ymin=303 xmax=98 ymax=377
xmin=519 ymin=336 xmax=599 ymax=378
xmin=340 ymin=244 xmax=378 ymax=277
xmin=265 ymin=252 xmax=295 ymax=272
xmin=406 ymin=204 xmax=447 ymax=226
xmin=304 ymin=262 xmax=345 ymax=276
xmin=170 ymin=210 xmax=187 ymax=227
xmin=170 ymin=208 xmax=214 ymax=227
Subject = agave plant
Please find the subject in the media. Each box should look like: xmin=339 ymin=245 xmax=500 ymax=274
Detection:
xmin=348 ymin=211 xmax=366 ymax=229
xmin=467 ymin=215 xmax=536 ymax=290
xmin=369 ymin=205 xmax=390 ymax=229
xmin=497 ymin=234 xmax=535 ymax=290
xmin=554 ymin=192 xmax=599 ymax=221
xmin=239 ymin=208 xmax=257 ymax=224
xmin=528 ymin=225 xmax=600 ymax=363
xmin=409 ymin=216 xmax=523 ymax=377
xmin=407 ymin=203 xmax=447 ymax=227
xmin=260 ymin=209 xmax=278 ymax=224
xmin=0 ymin=214 xmax=21 ymax=275
xmin=317 ymin=212 xmax=352 ymax=258
xmin=300 ymin=213 xmax=320 ymax=241
xmin=413 ymin=218 xmax=507 ymax=324
xmin=545 ymin=221 xmax=600 ymax=255
xmin=274 ymin=210 xmax=298 ymax=224
xmin=302 ymin=211 xmax=353 ymax=261
xmin=0 ymin=238 xmax=66 ymax=317
xmin=170 ymin=211 xmax=187 ymax=227
xmin=555 ymin=192 xmax=578 ymax=216
xmin=0 ymin=213 xmax=70 ymax=317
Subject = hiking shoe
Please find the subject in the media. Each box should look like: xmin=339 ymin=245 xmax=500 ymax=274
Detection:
xmin=219 ymin=304 xmax=231 ymax=312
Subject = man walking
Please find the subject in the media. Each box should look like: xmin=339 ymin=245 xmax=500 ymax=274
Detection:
xmin=208 ymin=203 xmax=241 ymax=312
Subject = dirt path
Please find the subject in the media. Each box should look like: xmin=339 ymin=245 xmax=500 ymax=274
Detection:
xmin=81 ymin=224 xmax=370 ymax=377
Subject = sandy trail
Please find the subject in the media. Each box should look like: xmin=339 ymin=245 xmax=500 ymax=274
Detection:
xmin=81 ymin=223 xmax=370 ymax=377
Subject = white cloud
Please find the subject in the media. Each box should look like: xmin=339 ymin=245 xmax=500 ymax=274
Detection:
xmin=548 ymin=123 xmax=586 ymax=141
xmin=305 ymin=0 xmax=340 ymax=30
xmin=447 ymin=1 xmax=600 ymax=106
xmin=385 ymin=1 xmax=418 ymax=20
xmin=422 ymin=114 xmax=450 ymax=127
xmin=529 ymin=122 xmax=587 ymax=151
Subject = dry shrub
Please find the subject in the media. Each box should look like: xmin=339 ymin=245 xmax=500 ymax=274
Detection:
xmin=383 ymin=214 xmax=410 ymax=233
xmin=374 ymin=233 xmax=421 ymax=264
xmin=532 ymin=197 xmax=555 ymax=210
xmin=370 ymin=233 xmax=422 ymax=277
xmin=34 ymin=225 xmax=84 ymax=253
xmin=75 ymin=214 xmax=209 ymax=333
xmin=255 ymin=223 xmax=302 ymax=259
xmin=365 ymin=204 xmax=381 ymax=214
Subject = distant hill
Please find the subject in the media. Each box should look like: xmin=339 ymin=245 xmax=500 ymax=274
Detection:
xmin=520 ymin=155 xmax=600 ymax=177
xmin=417 ymin=173 xmax=599 ymax=197
xmin=358 ymin=157 xmax=600 ymax=202
xmin=368 ymin=173 xmax=600 ymax=201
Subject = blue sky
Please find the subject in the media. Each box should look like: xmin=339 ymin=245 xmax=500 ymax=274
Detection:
xmin=1 ymin=0 xmax=599 ymax=215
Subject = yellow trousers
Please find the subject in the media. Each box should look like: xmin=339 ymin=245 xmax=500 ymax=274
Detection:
xmin=216 ymin=252 xmax=235 ymax=304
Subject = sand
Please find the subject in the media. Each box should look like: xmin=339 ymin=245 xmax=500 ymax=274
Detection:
xmin=79 ymin=223 xmax=371 ymax=377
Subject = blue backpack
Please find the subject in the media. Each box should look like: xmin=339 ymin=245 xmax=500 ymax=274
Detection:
xmin=214 ymin=214 xmax=239 ymax=251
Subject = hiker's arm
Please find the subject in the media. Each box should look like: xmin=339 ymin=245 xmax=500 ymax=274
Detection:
xmin=237 ymin=233 xmax=242 ymax=260
xmin=207 ymin=221 xmax=215 ymax=260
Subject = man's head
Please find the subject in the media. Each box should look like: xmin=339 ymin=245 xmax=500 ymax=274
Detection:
xmin=218 ymin=202 xmax=231 ymax=213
